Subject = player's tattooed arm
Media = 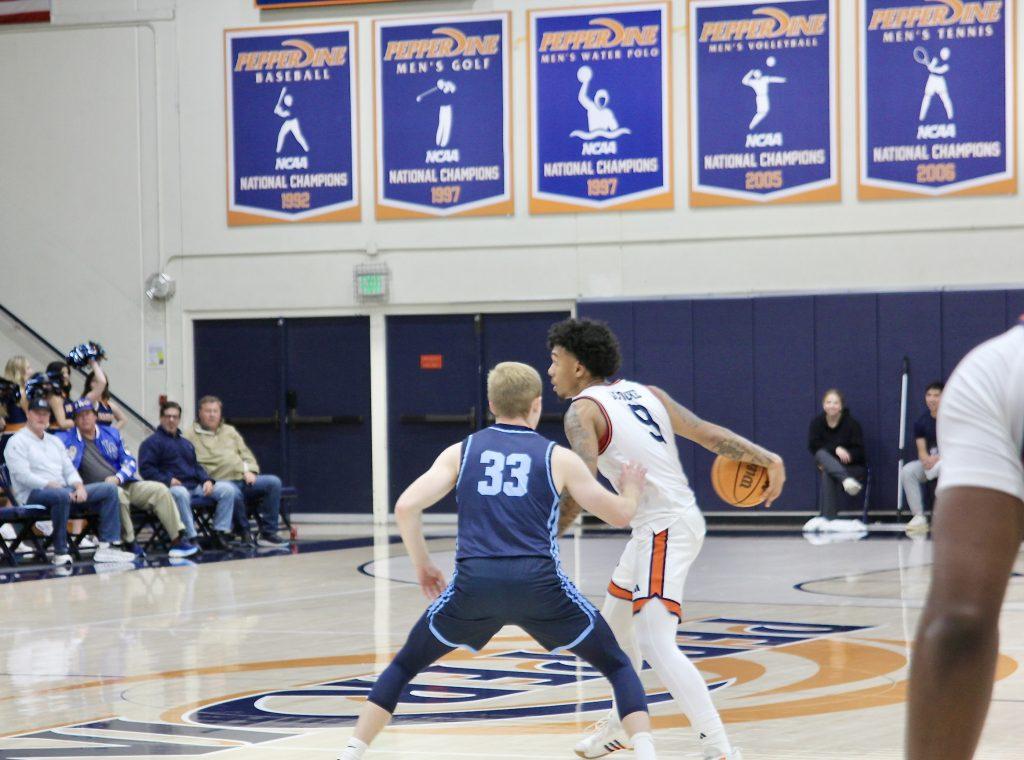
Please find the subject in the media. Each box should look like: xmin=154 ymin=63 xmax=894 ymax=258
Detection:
xmin=650 ymin=385 xmax=779 ymax=466
xmin=557 ymin=401 xmax=602 ymax=534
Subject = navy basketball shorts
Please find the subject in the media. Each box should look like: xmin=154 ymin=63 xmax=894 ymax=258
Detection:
xmin=428 ymin=556 xmax=597 ymax=653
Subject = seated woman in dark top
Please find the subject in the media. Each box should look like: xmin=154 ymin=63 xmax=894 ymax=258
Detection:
xmin=808 ymin=389 xmax=867 ymax=520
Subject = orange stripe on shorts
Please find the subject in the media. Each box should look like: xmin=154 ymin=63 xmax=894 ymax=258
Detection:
xmin=607 ymin=580 xmax=632 ymax=601
xmin=650 ymin=529 xmax=668 ymax=598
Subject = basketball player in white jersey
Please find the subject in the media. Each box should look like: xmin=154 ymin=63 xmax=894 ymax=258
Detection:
xmin=907 ymin=319 xmax=1024 ymax=760
xmin=547 ymin=318 xmax=785 ymax=760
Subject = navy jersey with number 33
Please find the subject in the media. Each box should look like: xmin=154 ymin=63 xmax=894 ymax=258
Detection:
xmin=454 ymin=424 xmax=560 ymax=561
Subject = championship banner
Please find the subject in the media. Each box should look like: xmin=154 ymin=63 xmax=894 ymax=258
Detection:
xmin=225 ymin=23 xmax=359 ymax=226
xmin=858 ymin=0 xmax=1016 ymax=199
xmin=688 ymin=0 xmax=839 ymax=206
xmin=256 ymin=0 xmax=398 ymax=7
xmin=528 ymin=3 xmax=672 ymax=214
xmin=374 ymin=13 xmax=512 ymax=219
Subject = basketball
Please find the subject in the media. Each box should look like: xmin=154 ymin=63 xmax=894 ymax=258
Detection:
xmin=711 ymin=456 xmax=769 ymax=507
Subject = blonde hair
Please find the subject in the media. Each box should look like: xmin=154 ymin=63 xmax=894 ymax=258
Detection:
xmin=3 ymin=356 xmax=30 ymax=387
xmin=487 ymin=362 xmax=542 ymax=419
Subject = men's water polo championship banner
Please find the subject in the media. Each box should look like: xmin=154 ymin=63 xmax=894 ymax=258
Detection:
xmin=225 ymin=23 xmax=359 ymax=225
xmin=688 ymin=0 xmax=839 ymax=206
xmin=374 ymin=13 xmax=512 ymax=219
xmin=529 ymin=3 xmax=672 ymax=214
xmin=858 ymin=0 xmax=1016 ymax=199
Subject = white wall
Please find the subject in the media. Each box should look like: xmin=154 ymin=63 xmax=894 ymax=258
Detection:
xmin=2 ymin=0 xmax=1023 ymax=423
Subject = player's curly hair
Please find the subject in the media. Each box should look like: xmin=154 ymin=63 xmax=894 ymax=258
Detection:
xmin=547 ymin=318 xmax=621 ymax=380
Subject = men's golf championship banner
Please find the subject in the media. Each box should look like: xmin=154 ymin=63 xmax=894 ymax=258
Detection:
xmin=859 ymin=0 xmax=1016 ymax=199
xmin=374 ymin=14 xmax=512 ymax=219
xmin=225 ymin=24 xmax=359 ymax=225
xmin=689 ymin=0 xmax=839 ymax=206
xmin=529 ymin=3 xmax=672 ymax=213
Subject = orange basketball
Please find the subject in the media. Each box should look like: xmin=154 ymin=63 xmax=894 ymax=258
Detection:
xmin=711 ymin=456 xmax=769 ymax=508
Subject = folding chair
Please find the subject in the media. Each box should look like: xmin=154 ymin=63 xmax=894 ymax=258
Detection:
xmin=190 ymin=494 xmax=218 ymax=543
xmin=0 ymin=464 xmax=50 ymax=565
xmin=132 ymin=508 xmax=173 ymax=554
xmin=241 ymin=485 xmax=296 ymax=535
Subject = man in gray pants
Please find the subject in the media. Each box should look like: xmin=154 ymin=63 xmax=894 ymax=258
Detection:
xmin=901 ymin=382 xmax=943 ymax=530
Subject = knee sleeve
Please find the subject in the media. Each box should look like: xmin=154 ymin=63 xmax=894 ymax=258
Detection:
xmin=366 ymin=614 xmax=452 ymax=715
xmin=601 ymin=593 xmax=643 ymax=673
xmin=635 ymin=601 xmax=721 ymax=727
xmin=572 ymin=616 xmax=647 ymax=719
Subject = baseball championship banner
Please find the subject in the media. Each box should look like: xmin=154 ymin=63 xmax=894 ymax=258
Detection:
xmin=688 ymin=0 xmax=839 ymax=206
xmin=858 ymin=0 xmax=1016 ymax=199
xmin=528 ymin=3 xmax=672 ymax=214
xmin=225 ymin=23 xmax=359 ymax=225
xmin=374 ymin=13 xmax=512 ymax=219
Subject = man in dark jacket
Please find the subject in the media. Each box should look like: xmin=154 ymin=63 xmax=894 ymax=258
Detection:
xmin=139 ymin=401 xmax=245 ymax=549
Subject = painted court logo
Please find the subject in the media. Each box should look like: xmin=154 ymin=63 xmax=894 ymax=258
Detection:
xmin=3 ymin=616 xmax=1015 ymax=756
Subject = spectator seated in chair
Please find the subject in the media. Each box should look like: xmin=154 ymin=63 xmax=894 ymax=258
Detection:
xmin=900 ymin=381 xmax=943 ymax=532
xmin=139 ymin=401 xmax=246 ymax=550
xmin=806 ymin=388 xmax=867 ymax=531
xmin=60 ymin=399 xmax=198 ymax=559
xmin=3 ymin=395 xmax=133 ymax=566
xmin=187 ymin=396 xmax=288 ymax=548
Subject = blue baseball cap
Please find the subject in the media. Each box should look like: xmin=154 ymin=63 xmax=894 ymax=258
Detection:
xmin=72 ymin=398 xmax=96 ymax=416
xmin=27 ymin=396 xmax=50 ymax=411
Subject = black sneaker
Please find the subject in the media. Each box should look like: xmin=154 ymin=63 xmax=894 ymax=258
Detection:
xmin=213 ymin=531 xmax=240 ymax=550
xmin=256 ymin=532 xmax=288 ymax=547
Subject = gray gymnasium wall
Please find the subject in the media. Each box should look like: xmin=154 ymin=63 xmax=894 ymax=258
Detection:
xmin=2 ymin=0 xmax=1023 ymax=424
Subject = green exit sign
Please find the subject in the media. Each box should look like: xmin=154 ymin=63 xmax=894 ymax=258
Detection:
xmin=356 ymin=273 xmax=386 ymax=297
xmin=354 ymin=264 xmax=390 ymax=302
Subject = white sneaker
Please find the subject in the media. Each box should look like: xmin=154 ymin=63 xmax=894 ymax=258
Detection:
xmin=907 ymin=514 xmax=929 ymax=531
xmin=842 ymin=478 xmax=862 ymax=496
xmin=574 ymin=712 xmax=632 ymax=758
xmin=35 ymin=520 xmax=53 ymax=537
xmin=0 ymin=523 xmax=16 ymax=540
xmin=802 ymin=516 xmax=827 ymax=532
xmin=93 ymin=545 xmax=137 ymax=563
xmin=703 ymin=751 xmax=743 ymax=760
xmin=51 ymin=553 xmax=72 ymax=567
xmin=78 ymin=535 xmax=98 ymax=550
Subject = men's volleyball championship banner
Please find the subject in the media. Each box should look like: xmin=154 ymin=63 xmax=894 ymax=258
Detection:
xmin=374 ymin=14 xmax=512 ymax=219
xmin=688 ymin=0 xmax=839 ymax=206
xmin=859 ymin=0 xmax=1016 ymax=199
xmin=529 ymin=3 xmax=672 ymax=213
xmin=225 ymin=24 xmax=359 ymax=225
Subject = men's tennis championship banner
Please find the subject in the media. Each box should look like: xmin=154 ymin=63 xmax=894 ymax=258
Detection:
xmin=858 ymin=0 xmax=1016 ymax=199
xmin=225 ymin=23 xmax=359 ymax=225
xmin=529 ymin=3 xmax=672 ymax=214
xmin=374 ymin=13 xmax=512 ymax=219
xmin=688 ymin=0 xmax=839 ymax=206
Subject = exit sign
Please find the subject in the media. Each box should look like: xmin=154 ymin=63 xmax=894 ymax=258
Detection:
xmin=354 ymin=263 xmax=390 ymax=302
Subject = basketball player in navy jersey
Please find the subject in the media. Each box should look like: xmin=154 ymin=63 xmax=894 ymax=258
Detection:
xmin=338 ymin=362 xmax=661 ymax=760
xmin=907 ymin=320 xmax=1024 ymax=759
xmin=547 ymin=318 xmax=785 ymax=760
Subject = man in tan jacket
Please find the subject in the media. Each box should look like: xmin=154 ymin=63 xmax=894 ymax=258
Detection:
xmin=187 ymin=396 xmax=287 ymax=547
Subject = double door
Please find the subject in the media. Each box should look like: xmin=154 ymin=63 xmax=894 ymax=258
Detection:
xmin=387 ymin=311 xmax=570 ymax=513
xmin=193 ymin=317 xmax=373 ymax=513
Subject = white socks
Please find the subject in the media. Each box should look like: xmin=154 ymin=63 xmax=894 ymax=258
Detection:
xmin=635 ymin=600 xmax=733 ymax=755
xmin=631 ymin=730 xmax=657 ymax=760
xmin=337 ymin=737 xmax=367 ymax=760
